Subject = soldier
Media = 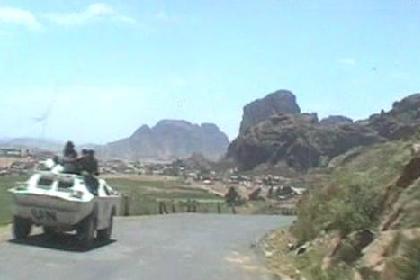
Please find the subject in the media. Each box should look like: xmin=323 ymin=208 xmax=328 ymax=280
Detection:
xmin=79 ymin=149 xmax=100 ymax=195
xmin=79 ymin=149 xmax=99 ymax=176
xmin=225 ymin=186 xmax=239 ymax=214
xmin=88 ymin=150 xmax=99 ymax=176
xmin=62 ymin=141 xmax=78 ymax=174
xmin=63 ymin=141 xmax=77 ymax=158
xmin=77 ymin=149 xmax=89 ymax=169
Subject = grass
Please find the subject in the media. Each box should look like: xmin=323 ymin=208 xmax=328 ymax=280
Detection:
xmin=0 ymin=175 xmax=231 ymax=225
xmin=0 ymin=176 xmax=25 ymax=225
xmin=328 ymin=141 xmax=412 ymax=191
xmin=292 ymin=140 xmax=412 ymax=242
xmin=98 ymin=176 xmax=230 ymax=215
xmin=1 ymin=173 xmax=276 ymax=225
xmin=264 ymin=229 xmax=353 ymax=280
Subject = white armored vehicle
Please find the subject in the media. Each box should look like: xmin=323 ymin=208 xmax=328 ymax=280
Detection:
xmin=9 ymin=159 xmax=121 ymax=248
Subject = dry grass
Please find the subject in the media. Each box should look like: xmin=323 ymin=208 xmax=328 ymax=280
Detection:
xmin=0 ymin=176 xmax=25 ymax=225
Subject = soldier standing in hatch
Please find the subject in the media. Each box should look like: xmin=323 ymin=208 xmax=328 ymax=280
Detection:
xmin=64 ymin=141 xmax=77 ymax=158
xmin=81 ymin=149 xmax=99 ymax=176
xmin=79 ymin=149 xmax=100 ymax=195
xmin=62 ymin=141 xmax=78 ymax=174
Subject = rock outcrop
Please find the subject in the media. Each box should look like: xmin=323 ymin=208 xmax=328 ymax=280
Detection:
xmin=367 ymin=94 xmax=420 ymax=140
xmin=228 ymin=92 xmax=420 ymax=172
xmin=228 ymin=113 xmax=381 ymax=171
xmin=239 ymin=90 xmax=301 ymax=134
xmin=320 ymin=115 xmax=353 ymax=127
xmin=104 ymin=120 xmax=229 ymax=161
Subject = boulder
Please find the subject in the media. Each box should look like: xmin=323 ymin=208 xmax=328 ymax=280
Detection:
xmin=348 ymin=230 xmax=375 ymax=252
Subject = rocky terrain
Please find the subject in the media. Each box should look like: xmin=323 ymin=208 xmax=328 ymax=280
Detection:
xmin=263 ymin=137 xmax=420 ymax=279
xmin=239 ymin=93 xmax=420 ymax=279
xmin=228 ymin=91 xmax=420 ymax=172
xmin=103 ymin=120 xmax=229 ymax=161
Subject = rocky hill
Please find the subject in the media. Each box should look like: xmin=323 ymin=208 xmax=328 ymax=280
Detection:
xmin=241 ymin=93 xmax=420 ymax=279
xmin=228 ymin=91 xmax=420 ymax=171
xmin=103 ymin=120 xmax=229 ymax=161
xmin=239 ymin=89 xmax=301 ymax=134
xmin=0 ymin=138 xmax=63 ymax=151
xmin=366 ymin=94 xmax=420 ymax=140
xmin=265 ymin=136 xmax=420 ymax=279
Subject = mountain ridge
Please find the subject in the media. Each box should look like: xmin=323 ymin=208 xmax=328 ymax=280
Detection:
xmin=227 ymin=90 xmax=420 ymax=171
xmin=103 ymin=119 xmax=229 ymax=161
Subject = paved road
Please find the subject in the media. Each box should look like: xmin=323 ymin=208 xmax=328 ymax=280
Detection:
xmin=0 ymin=214 xmax=294 ymax=280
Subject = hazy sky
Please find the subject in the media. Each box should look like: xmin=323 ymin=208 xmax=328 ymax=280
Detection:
xmin=0 ymin=0 xmax=419 ymax=144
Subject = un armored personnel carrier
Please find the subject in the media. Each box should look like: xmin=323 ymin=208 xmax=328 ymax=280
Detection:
xmin=9 ymin=159 xmax=121 ymax=248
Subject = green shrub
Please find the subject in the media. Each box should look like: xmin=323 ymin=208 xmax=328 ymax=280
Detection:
xmin=328 ymin=184 xmax=381 ymax=235
xmin=292 ymin=183 xmax=381 ymax=242
xmin=292 ymin=140 xmax=412 ymax=243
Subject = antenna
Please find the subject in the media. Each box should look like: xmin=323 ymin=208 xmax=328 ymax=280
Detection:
xmin=0 ymin=88 xmax=60 ymax=148
xmin=32 ymin=88 xmax=59 ymax=139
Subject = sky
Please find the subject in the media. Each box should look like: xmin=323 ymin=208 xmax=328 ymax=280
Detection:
xmin=0 ymin=0 xmax=420 ymax=144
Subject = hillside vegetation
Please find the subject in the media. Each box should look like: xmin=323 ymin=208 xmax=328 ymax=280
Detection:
xmin=292 ymin=140 xmax=412 ymax=242
xmin=0 ymin=176 xmax=25 ymax=225
xmin=265 ymin=137 xmax=420 ymax=279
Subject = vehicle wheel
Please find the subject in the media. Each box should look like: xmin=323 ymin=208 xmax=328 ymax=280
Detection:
xmin=77 ymin=214 xmax=95 ymax=249
xmin=13 ymin=216 xmax=31 ymax=240
xmin=97 ymin=212 xmax=113 ymax=241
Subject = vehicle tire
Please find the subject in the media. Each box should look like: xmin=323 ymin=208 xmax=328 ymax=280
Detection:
xmin=77 ymin=214 xmax=95 ymax=249
xmin=97 ymin=212 xmax=113 ymax=241
xmin=13 ymin=216 xmax=31 ymax=240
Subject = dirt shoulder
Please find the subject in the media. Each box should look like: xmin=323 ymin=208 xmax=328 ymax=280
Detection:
xmin=0 ymin=224 xmax=11 ymax=243
xmin=259 ymin=229 xmax=302 ymax=280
